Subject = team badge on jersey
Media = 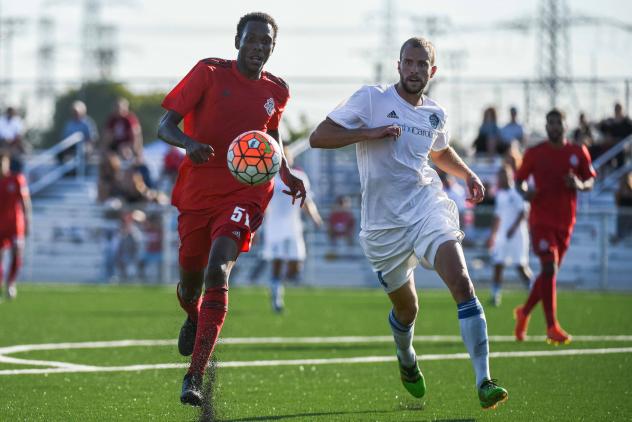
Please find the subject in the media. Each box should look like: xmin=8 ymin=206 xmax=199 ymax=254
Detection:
xmin=7 ymin=182 xmax=16 ymax=193
xmin=264 ymin=98 xmax=275 ymax=116
xmin=429 ymin=113 xmax=440 ymax=129
xmin=539 ymin=239 xmax=549 ymax=252
xmin=569 ymin=154 xmax=579 ymax=167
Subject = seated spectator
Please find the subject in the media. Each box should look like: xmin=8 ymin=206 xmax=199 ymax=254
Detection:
xmin=0 ymin=106 xmax=26 ymax=172
xmin=597 ymin=102 xmax=632 ymax=168
xmin=473 ymin=107 xmax=501 ymax=156
xmin=114 ymin=210 xmax=144 ymax=281
xmin=59 ymin=100 xmax=98 ymax=171
xmin=103 ymin=98 xmax=143 ymax=157
xmin=613 ymin=171 xmax=632 ymax=243
xmin=499 ymin=106 xmax=526 ymax=153
xmin=98 ymin=151 xmax=122 ymax=202
xmin=503 ymin=142 xmax=523 ymax=173
xmin=328 ymin=195 xmax=355 ymax=247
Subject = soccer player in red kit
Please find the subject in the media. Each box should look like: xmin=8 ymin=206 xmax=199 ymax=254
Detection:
xmin=0 ymin=151 xmax=30 ymax=300
xmin=514 ymin=109 xmax=596 ymax=344
xmin=157 ymin=12 xmax=306 ymax=406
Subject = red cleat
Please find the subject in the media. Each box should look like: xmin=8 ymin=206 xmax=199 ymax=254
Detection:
xmin=546 ymin=324 xmax=572 ymax=345
xmin=513 ymin=306 xmax=530 ymax=341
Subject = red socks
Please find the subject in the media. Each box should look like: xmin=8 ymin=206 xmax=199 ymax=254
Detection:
xmin=188 ymin=287 xmax=228 ymax=376
xmin=522 ymin=271 xmax=557 ymax=328
xmin=177 ymin=283 xmax=202 ymax=323
xmin=540 ymin=272 xmax=557 ymax=328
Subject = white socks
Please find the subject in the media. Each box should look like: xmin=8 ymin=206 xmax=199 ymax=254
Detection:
xmin=457 ymin=297 xmax=491 ymax=387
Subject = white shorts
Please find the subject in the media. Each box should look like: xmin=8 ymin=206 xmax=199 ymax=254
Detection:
xmin=359 ymin=192 xmax=463 ymax=294
xmin=491 ymin=226 xmax=529 ymax=266
xmin=262 ymin=235 xmax=306 ymax=261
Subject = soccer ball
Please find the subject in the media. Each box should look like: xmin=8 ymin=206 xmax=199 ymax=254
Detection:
xmin=227 ymin=130 xmax=281 ymax=186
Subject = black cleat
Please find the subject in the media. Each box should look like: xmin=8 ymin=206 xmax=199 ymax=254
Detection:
xmin=180 ymin=372 xmax=203 ymax=406
xmin=178 ymin=317 xmax=197 ymax=356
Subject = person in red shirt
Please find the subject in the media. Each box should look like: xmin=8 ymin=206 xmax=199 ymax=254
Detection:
xmin=104 ymin=98 xmax=143 ymax=157
xmin=157 ymin=12 xmax=306 ymax=406
xmin=514 ymin=109 xmax=596 ymax=344
xmin=0 ymin=151 xmax=31 ymax=300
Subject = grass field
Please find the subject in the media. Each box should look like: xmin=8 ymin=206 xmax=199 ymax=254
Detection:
xmin=1 ymin=283 xmax=631 ymax=421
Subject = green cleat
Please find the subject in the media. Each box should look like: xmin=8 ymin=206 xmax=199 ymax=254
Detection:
xmin=478 ymin=378 xmax=508 ymax=410
xmin=397 ymin=355 xmax=426 ymax=398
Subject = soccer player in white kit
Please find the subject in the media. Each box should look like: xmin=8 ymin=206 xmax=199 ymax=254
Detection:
xmin=486 ymin=166 xmax=533 ymax=306
xmin=309 ymin=37 xmax=508 ymax=409
xmin=263 ymin=148 xmax=322 ymax=312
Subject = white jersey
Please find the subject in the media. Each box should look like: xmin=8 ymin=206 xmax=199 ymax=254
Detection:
xmin=263 ymin=168 xmax=310 ymax=243
xmin=494 ymin=188 xmax=527 ymax=234
xmin=328 ymin=84 xmax=450 ymax=230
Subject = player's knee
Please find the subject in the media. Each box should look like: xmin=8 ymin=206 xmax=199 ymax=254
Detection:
xmin=394 ymin=301 xmax=418 ymax=325
xmin=204 ymin=261 xmax=229 ymax=289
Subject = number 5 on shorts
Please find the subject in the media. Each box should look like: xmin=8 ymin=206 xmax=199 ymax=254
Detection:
xmin=230 ymin=206 xmax=250 ymax=227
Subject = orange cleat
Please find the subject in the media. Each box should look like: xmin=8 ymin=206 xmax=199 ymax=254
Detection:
xmin=546 ymin=324 xmax=572 ymax=345
xmin=513 ymin=306 xmax=530 ymax=341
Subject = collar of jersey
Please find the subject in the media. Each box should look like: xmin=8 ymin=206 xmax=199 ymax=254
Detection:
xmin=232 ymin=61 xmax=264 ymax=84
xmin=389 ymin=84 xmax=426 ymax=110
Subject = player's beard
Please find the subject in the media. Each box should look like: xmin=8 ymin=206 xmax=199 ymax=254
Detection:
xmin=400 ymin=76 xmax=427 ymax=95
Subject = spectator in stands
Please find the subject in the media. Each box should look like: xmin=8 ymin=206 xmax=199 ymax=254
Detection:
xmin=440 ymin=172 xmax=467 ymax=228
xmin=473 ymin=107 xmax=501 ymax=156
xmin=104 ymin=98 xmax=143 ymax=158
xmin=163 ymin=146 xmax=185 ymax=188
xmin=0 ymin=106 xmax=26 ymax=173
xmin=503 ymin=142 xmax=523 ymax=173
xmin=572 ymin=112 xmax=594 ymax=148
xmin=613 ymin=171 xmax=632 ymax=243
xmin=328 ymin=195 xmax=355 ymax=248
xmin=98 ymin=152 xmax=122 ymax=202
xmin=138 ymin=213 xmax=163 ymax=282
xmin=114 ymin=210 xmax=144 ymax=281
xmin=499 ymin=106 xmax=526 ymax=153
xmin=597 ymin=102 xmax=632 ymax=168
xmin=58 ymin=100 xmax=98 ymax=170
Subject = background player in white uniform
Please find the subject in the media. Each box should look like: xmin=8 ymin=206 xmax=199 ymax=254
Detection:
xmin=309 ymin=37 xmax=508 ymax=410
xmin=263 ymin=148 xmax=322 ymax=312
xmin=486 ymin=166 xmax=533 ymax=306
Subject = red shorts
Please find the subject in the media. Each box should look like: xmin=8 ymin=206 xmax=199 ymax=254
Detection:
xmin=178 ymin=203 xmax=263 ymax=272
xmin=530 ymin=225 xmax=573 ymax=265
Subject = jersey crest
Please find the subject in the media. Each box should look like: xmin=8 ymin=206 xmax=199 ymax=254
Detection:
xmin=429 ymin=113 xmax=440 ymax=129
xmin=264 ymin=97 xmax=275 ymax=116
xmin=569 ymin=154 xmax=579 ymax=167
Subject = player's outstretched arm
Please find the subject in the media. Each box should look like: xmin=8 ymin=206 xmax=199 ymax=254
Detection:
xmin=157 ymin=110 xmax=213 ymax=164
xmin=309 ymin=118 xmax=401 ymax=149
xmin=430 ymin=147 xmax=485 ymax=203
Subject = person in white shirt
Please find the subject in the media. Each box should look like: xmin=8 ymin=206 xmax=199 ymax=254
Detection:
xmin=309 ymin=36 xmax=508 ymax=409
xmin=486 ymin=166 xmax=532 ymax=306
xmin=262 ymin=148 xmax=322 ymax=312
xmin=0 ymin=107 xmax=25 ymax=172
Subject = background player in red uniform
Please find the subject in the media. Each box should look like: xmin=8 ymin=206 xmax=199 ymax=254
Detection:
xmin=157 ymin=12 xmax=306 ymax=406
xmin=0 ymin=151 xmax=30 ymax=300
xmin=514 ymin=109 xmax=596 ymax=344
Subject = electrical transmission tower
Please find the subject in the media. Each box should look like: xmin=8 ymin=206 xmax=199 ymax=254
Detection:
xmin=82 ymin=0 xmax=121 ymax=81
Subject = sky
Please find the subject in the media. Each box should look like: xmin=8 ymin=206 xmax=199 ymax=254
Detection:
xmin=3 ymin=0 xmax=632 ymax=143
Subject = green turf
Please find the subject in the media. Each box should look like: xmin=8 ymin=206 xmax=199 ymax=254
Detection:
xmin=1 ymin=284 xmax=631 ymax=421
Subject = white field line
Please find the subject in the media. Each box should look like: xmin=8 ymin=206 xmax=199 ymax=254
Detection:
xmin=1 ymin=334 xmax=631 ymax=356
xmin=1 ymin=347 xmax=631 ymax=376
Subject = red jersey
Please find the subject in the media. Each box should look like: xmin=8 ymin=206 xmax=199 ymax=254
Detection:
xmin=162 ymin=58 xmax=290 ymax=212
xmin=106 ymin=112 xmax=140 ymax=151
xmin=515 ymin=140 xmax=596 ymax=231
xmin=0 ymin=173 xmax=28 ymax=235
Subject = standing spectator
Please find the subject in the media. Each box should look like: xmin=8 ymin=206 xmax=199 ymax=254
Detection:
xmin=613 ymin=171 xmax=632 ymax=243
xmin=328 ymin=195 xmax=355 ymax=250
xmin=163 ymin=146 xmax=185 ymax=188
xmin=0 ymin=107 xmax=26 ymax=173
xmin=597 ymin=102 xmax=632 ymax=168
xmin=473 ymin=107 xmax=501 ymax=156
xmin=59 ymin=100 xmax=98 ymax=170
xmin=138 ymin=213 xmax=164 ymax=282
xmin=114 ymin=211 xmax=144 ymax=281
xmin=104 ymin=98 xmax=143 ymax=157
xmin=571 ymin=112 xmax=594 ymax=148
xmin=499 ymin=106 xmax=526 ymax=153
